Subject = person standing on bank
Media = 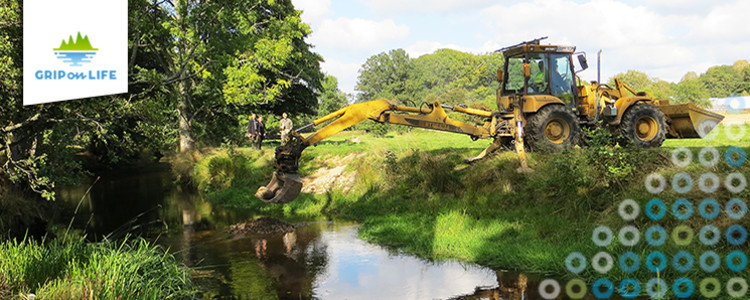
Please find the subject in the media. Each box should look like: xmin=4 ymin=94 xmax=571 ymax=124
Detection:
xmin=247 ymin=113 xmax=258 ymax=146
xmin=256 ymin=116 xmax=266 ymax=150
xmin=280 ymin=112 xmax=293 ymax=145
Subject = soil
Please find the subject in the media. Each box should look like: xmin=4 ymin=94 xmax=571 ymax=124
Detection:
xmin=227 ymin=217 xmax=295 ymax=235
xmin=301 ymin=153 xmax=360 ymax=194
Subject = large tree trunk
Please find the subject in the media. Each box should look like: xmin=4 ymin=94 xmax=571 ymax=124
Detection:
xmin=175 ymin=0 xmax=194 ymax=153
xmin=178 ymin=80 xmax=194 ymax=153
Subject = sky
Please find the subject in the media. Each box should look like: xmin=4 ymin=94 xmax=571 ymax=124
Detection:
xmin=291 ymin=0 xmax=750 ymax=96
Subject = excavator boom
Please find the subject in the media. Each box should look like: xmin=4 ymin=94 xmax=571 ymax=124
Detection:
xmin=255 ymin=99 xmax=509 ymax=203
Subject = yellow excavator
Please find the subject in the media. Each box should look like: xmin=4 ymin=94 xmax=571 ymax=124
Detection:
xmin=256 ymin=37 xmax=724 ymax=204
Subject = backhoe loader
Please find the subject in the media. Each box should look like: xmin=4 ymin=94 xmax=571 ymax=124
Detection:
xmin=256 ymin=37 xmax=724 ymax=204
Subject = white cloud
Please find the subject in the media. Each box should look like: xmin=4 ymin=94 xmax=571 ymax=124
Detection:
xmin=292 ymin=0 xmax=332 ymax=23
xmin=404 ymin=40 xmax=473 ymax=58
xmin=310 ymin=17 xmax=410 ymax=50
xmin=478 ymin=0 xmax=701 ymax=82
xmin=689 ymin=1 xmax=750 ymax=41
xmin=321 ymin=59 xmax=361 ymax=95
xmin=363 ymin=0 xmax=496 ymax=15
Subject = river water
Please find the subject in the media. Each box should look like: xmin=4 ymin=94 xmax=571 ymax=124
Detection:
xmin=58 ymin=163 xmax=627 ymax=299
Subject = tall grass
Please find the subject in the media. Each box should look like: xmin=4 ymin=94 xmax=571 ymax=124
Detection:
xmin=0 ymin=236 xmax=193 ymax=299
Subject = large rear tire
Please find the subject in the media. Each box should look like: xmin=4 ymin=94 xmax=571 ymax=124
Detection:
xmin=525 ymin=105 xmax=581 ymax=151
xmin=618 ymin=103 xmax=667 ymax=147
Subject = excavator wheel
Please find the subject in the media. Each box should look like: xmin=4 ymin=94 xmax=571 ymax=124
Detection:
xmin=525 ymin=105 xmax=581 ymax=151
xmin=618 ymin=103 xmax=667 ymax=148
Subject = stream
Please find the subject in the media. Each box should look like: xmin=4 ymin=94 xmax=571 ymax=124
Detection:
xmin=58 ymin=162 xmax=627 ymax=299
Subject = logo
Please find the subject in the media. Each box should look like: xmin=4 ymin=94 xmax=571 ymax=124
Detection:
xmin=23 ymin=0 xmax=127 ymax=105
xmin=53 ymin=32 xmax=98 ymax=66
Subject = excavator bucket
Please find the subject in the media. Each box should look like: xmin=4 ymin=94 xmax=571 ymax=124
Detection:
xmin=658 ymin=103 xmax=725 ymax=138
xmin=255 ymin=172 xmax=302 ymax=204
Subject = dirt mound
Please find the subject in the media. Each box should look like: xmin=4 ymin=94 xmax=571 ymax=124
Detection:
xmin=228 ymin=217 xmax=295 ymax=235
xmin=301 ymin=153 xmax=360 ymax=194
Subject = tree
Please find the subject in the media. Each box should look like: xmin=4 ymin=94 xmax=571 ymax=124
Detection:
xmin=674 ymin=77 xmax=710 ymax=107
xmin=410 ymin=49 xmax=502 ymax=106
xmin=609 ymin=70 xmax=654 ymax=92
xmin=733 ymin=60 xmax=749 ymax=72
xmin=700 ymin=65 xmax=743 ymax=98
xmin=355 ymin=49 xmax=413 ymax=103
xmin=317 ymin=75 xmax=348 ymax=117
xmin=152 ymin=0 xmax=323 ymax=152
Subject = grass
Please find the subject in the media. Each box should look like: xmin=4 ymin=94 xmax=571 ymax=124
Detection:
xmin=195 ymin=124 xmax=750 ymax=299
xmin=0 ymin=235 xmax=194 ymax=299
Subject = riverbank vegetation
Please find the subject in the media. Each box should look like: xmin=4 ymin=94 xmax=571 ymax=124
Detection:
xmin=0 ymin=236 xmax=193 ymax=299
xmin=194 ymin=125 xmax=750 ymax=295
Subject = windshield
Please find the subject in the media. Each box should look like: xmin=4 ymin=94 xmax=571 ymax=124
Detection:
xmin=503 ymin=53 xmax=546 ymax=95
xmin=549 ymin=53 xmax=575 ymax=105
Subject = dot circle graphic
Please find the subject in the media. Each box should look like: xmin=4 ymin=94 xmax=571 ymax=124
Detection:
xmin=671 ymin=198 xmax=693 ymax=220
xmin=592 ymin=252 xmax=614 ymax=274
xmin=592 ymin=278 xmax=614 ymax=299
xmin=645 ymin=198 xmax=666 ymax=220
xmin=548 ymin=137 xmax=748 ymax=299
xmin=698 ymin=225 xmax=720 ymax=246
xmin=618 ymin=199 xmax=640 ymax=221
xmin=726 ymin=198 xmax=747 ymax=220
xmin=671 ymin=147 xmax=692 ymax=168
xmin=725 ymin=225 xmax=748 ymax=246
xmin=646 ymin=278 xmax=667 ymax=298
xmin=725 ymin=123 xmax=747 ymax=141
xmin=565 ymin=252 xmax=586 ymax=274
xmin=618 ymin=226 xmax=640 ymax=247
xmin=565 ymin=279 xmax=587 ymax=299
xmin=619 ymin=278 xmax=640 ymax=299
xmin=726 ymin=250 xmax=748 ymax=272
xmin=697 ymin=172 xmax=720 ymax=193
xmin=725 ymin=172 xmax=747 ymax=194
xmin=727 ymin=277 xmax=748 ymax=298
xmin=592 ymin=226 xmax=613 ymax=247
xmin=700 ymin=251 xmax=721 ymax=273
xmin=699 ymin=277 xmax=721 ymax=298
xmin=538 ymin=279 xmax=560 ymax=299
xmin=671 ymin=225 xmax=694 ymax=246
xmin=699 ymin=198 xmax=720 ymax=220
xmin=698 ymin=146 xmax=720 ymax=167
xmin=645 ymin=225 xmax=667 ymax=246
xmin=671 ymin=172 xmax=693 ymax=194
xmin=646 ymin=251 xmax=667 ymax=273
xmin=618 ymin=251 xmax=640 ymax=274
xmin=672 ymin=251 xmax=694 ymax=273
xmin=645 ymin=173 xmax=667 ymax=194
xmin=725 ymin=146 xmax=746 ymax=167
xmin=672 ymin=277 xmax=694 ymax=298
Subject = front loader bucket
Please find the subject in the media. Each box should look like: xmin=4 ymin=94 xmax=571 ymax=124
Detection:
xmin=255 ymin=172 xmax=302 ymax=204
xmin=658 ymin=103 xmax=725 ymax=138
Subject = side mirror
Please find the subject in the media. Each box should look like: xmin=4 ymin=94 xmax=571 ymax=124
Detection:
xmin=496 ymin=69 xmax=504 ymax=82
xmin=577 ymin=54 xmax=588 ymax=71
xmin=523 ymin=64 xmax=531 ymax=78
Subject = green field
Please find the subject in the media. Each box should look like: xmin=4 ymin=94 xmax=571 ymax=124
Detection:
xmin=196 ymin=124 xmax=750 ymax=299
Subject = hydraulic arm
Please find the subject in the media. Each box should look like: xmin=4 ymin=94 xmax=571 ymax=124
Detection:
xmin=255 ymin=99 xmax=514 ymax=203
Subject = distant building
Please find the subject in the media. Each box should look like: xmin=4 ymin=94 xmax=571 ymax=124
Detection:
xmin=707 ymin=96 xmax=750 ymax=112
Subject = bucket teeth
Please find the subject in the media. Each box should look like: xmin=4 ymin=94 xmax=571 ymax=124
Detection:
xmin=255 ymin=172 xmax=302 ymax=204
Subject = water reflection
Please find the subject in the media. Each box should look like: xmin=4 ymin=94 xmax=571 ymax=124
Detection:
xmin=58 ymin=165 xmax=638 ymax=299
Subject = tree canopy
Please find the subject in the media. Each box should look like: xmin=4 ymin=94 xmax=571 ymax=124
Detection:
xmin=0 ymin=0 xmax=324 ymax=200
